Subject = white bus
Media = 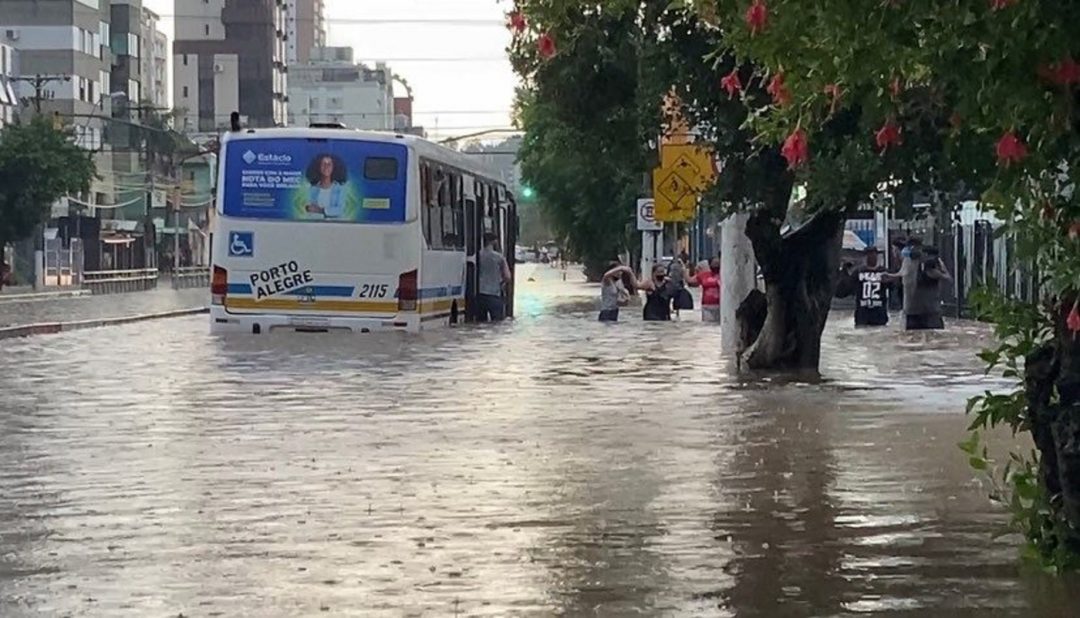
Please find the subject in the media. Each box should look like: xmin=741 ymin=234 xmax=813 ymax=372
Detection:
xmin=209 ymin=127 xmax=518 ymax=334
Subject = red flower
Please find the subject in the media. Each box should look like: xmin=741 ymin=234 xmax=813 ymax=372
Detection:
xmin=995 ymin=130 xmax=1028 ymax=166
xmin=781 ymin=128 xmax=809 ymax=169
xmin=537 ymin=33 xmax=556 ymax=59
xmin=721 ymin=69 xmax=743 ymax=97
xmin=745 ymin=0 xmax=768 ymax=36
xmin=990 ymin=0 xmax=1018 ymax=10
xmin=767 ymin=73 xmax=792 ymax=107
xmin=1042 ymin=57 xmax=1080 ymax=86
xmin=875 ymin=118 xmax=902 ymax=152
xmin=507 ymin=10 xmax=527 ymax=34
xmin=1067 ymin=300 xmax=1080 ymax=335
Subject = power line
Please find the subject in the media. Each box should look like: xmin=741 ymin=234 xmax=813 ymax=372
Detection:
xmin=162 ymin=16 xmax=506 ymax=26
xmin=345 ymin=57 xmax=509 ymax=63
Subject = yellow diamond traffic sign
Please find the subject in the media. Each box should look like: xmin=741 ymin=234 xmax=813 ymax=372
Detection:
xmin=652 ymin=167 xmax=698 ymax=223
xmin=660 ymin=144 xmax=717 ymax=193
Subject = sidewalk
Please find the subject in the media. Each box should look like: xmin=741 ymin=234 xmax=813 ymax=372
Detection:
xmin=0 ymin=287 xmax=209 ymax=329
xmin=0 ymin=285 xmax=90 ymax=302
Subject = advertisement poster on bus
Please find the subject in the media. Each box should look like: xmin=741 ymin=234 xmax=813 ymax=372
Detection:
xmin=223 ymin=138 xmax=408 ymax=223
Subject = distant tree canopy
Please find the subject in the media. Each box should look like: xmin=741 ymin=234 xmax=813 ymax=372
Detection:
xmin=510 ymin=7 xmax=650 ymax=278
xmin=0 ymin=116 xmax=96 ymax=247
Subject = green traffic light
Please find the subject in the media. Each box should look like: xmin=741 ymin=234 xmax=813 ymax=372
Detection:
xmin=522 ymin=186 xmax=536 ymax=199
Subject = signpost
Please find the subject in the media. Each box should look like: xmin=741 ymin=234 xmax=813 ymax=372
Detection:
xmin=652 ymin=144 xmax=717 ymax=223
xmin=636 ymin=198 xmax=662 ymax=231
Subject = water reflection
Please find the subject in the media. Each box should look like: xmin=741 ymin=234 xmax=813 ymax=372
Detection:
xmin=0 ymin=267 xmax=1078 ymax=616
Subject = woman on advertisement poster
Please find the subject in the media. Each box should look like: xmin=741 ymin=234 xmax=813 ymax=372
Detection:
xmin=304 ymin=154 xmax=348 ymax=219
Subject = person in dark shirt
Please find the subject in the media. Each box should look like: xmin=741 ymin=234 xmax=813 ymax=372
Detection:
xmin=837 ymin=247 xmax=890 ymax=326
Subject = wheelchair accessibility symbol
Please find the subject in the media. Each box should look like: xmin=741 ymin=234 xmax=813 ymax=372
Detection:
xmin=228 ymin=231 xmax=254 ymax=257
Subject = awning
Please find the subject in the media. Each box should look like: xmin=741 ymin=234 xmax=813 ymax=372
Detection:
xmin=102 ymin=237 xmax=137 ymax=246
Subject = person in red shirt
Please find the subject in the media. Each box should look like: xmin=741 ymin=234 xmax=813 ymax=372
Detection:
xmin=688 ymin=258 xmax=721 ymax=322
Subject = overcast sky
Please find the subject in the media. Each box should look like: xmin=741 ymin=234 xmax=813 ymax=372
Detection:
xmin=145 ymin=0 xmax=518 ymax=139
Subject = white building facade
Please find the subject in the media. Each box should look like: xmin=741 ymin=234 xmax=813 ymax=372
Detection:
xmin=140 ymin=7 xmax=168 ymax=110
xmin=287 ymin=47 xmax=394 ymax=130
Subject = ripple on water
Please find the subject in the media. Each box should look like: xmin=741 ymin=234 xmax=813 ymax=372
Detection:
xmin=1 ymin=271 xmax=1077 ymax=616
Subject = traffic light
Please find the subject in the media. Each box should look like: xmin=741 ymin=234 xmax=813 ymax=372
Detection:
xmin=521 ymin=185 xmax=536 ymax=200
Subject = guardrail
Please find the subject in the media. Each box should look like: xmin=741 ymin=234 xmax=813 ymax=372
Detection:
xmin=82 ymin=269 xmax=159 ymax=295
xmin=171 ymin=266 xmax=210 ymax=290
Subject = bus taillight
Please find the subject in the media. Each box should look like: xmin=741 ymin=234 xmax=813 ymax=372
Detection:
xmin=211 ymin=265 xmax=228 ymax=305
xmin=397 ymin=269 xmax=418 ymax=312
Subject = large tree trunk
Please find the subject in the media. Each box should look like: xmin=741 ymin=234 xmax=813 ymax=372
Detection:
xmin=1025 ymin=294 xmax=1080 ymax=551
xmin=736 ymin=207 xmax=846 ymax=373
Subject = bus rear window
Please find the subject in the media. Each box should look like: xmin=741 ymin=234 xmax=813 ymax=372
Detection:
xmin=222 ymin=137 xmax=407 ymax=223
xmin=365 ymin=157 xmax=398 ymax=180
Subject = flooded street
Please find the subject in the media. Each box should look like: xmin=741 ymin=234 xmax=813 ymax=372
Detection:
xmin=1 ymin=265 xmax=1077 ymax=616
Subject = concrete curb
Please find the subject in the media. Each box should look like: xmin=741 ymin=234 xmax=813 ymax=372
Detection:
xmin=0 ymin=307 xmax=209 ymax=341
xmin=0 ymin=289 xmax=91 ymax=303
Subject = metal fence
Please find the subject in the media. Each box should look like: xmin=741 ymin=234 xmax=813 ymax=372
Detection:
xmin=939 ymin=220 xmax=1037 ymax=318
xmin=82 ymin=269 xmax=159 ymax=295
xmin=170 ymin=266 xmax=210 ymax=290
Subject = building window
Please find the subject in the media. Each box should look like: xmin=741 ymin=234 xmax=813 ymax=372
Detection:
xmin=205 ymin=24 xmax=210 ymax=36
xmin=183 ymin=54 xmax=189 ymax=66
xmin=183 ymin=86 xmax=189 ymax=98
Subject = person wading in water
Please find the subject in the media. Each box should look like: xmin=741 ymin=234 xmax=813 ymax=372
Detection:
xmin=687 ymin=258 xmax=721 ymax=322
xmin=598 ymin=261 xmax=636 ymax=322
xmin=638 ymin=264 xmax=675 ymax=321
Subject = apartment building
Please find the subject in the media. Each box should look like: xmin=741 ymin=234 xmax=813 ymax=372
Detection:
xmin=173 ymin=0 xmax=289 ymax=134
xmin=140 ymin=6 xmax=168 ymax=109
xmin=286 ymin=0 xmax=325 ymax=64
xmin=0 ymin=0 xmax=117 ymax=205
xmin=288 ymin=47 xmax=394 ymax=130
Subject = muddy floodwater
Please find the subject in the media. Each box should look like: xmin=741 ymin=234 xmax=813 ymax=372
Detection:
xmin=1 ymin=265 xmax=1077 ymax=616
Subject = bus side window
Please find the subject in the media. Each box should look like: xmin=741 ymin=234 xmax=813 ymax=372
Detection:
xmin=420 ymin=161 xmax=433 ymax=248
xmin=483 ymin=183 xmax=496 ymax=234
xmin=439 ymin=170 xmax=455 ymax=250
xmin=448 ymin=172 xmax=464 ymax=250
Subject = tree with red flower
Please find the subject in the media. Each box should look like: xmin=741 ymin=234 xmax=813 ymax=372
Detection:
xmin=781 ymin=127 xmax=808 ymax=168
xmin=745 ymin=0 xmax=768 ymax=36
xmin=721 ymin=69 xmax=743 ymax=97
xmin=766 ymin=73 xmax=792 ymax=107
xmin=537 ymin=33 xmax=557 ymax=59
xmin=994 ymin=130 xmax=1027 ymax=166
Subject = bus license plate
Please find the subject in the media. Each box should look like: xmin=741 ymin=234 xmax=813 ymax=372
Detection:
xmin=289 ymin=317 xmax=329 ymax=328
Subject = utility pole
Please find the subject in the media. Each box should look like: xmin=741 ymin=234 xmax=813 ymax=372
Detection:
xmin=13 ymin=74 xmax=71 ymax=115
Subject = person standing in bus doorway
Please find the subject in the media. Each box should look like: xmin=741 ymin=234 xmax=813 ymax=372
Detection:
xmin=478 ymin=232 xmax=512 ymax=322
xmin=304 ymin=154 xmax=348 ymax=219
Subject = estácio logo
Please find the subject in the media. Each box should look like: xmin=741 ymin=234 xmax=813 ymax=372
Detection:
xmin=242 ymin=150 xmax=257 ymax=164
